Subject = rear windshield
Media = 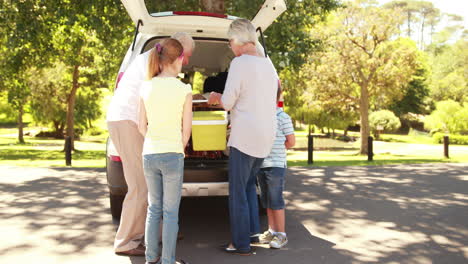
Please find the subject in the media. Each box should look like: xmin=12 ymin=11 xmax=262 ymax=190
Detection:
xmin=144 ymin=0 xmax=265 ymax=20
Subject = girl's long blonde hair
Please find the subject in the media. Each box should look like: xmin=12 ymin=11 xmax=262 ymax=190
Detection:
xmin=147 ymin=38 xmax=184 ymax=79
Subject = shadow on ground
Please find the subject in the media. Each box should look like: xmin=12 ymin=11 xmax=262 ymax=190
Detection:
xmin=0 ymin=167 xmax=112 ymax=256
xmin=285 ymin=164 xmax=468 ymax=263
xmin=0 ymin=164 xmax=467 ymax=264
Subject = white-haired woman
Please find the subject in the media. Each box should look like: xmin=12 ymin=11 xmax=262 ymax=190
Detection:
xmin=208 ymin=18 xmax=278 ymax=255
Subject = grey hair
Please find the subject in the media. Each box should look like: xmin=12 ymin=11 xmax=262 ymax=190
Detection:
xmin=227 ymin=18 xmax=257 ymax=46
xmin=171 ymin=32 xmax=195 ymax=51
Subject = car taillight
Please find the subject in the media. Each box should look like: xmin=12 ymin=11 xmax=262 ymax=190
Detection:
xmin=115 ymin=72 xmax=124 ymax=91
xmin=277 ymin=101 xmax=284 ymax=107
xmin=110 ymin=155 xmax=122 ymax=162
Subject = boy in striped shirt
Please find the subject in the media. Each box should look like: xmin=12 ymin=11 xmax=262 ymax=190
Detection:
xmin=256 ymin=83 xmax=295 ymax=249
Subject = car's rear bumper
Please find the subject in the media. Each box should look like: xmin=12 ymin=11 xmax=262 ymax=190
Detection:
xmin=182 ymin=182 xmax=228 ymax=196
xmin=107 ymin=156 xmax=229 ymax=197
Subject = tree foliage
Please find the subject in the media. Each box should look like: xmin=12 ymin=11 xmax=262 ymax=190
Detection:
xmin=0 ymin=0 xmax=133 ymax=147
xmin=427 ymin=38 xmax=467 ymax=104
xmin=389 ymin=57 xmax=430 ymax=117
xmin=304 ymin=1 xmax=420 ymax=153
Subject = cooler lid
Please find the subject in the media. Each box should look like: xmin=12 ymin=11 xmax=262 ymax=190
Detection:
xmin=193 ymin=111 xmax=227 ymax=121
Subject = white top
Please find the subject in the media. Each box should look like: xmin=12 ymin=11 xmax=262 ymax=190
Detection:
xmin=106 ymin=51 xmax=151 ymax=124
xmin=221 ymin=55 xmax=278 ymax=158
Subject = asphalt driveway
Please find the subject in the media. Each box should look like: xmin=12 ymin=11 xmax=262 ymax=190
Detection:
xmin=0 ymin=163 xmax=467 ymax=264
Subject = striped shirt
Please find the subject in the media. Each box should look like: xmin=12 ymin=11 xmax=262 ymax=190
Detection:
xmin=262 ymin=108 xmax=294 ymax=168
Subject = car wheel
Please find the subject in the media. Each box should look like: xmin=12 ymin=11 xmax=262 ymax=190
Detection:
xmin=110 ymin=193 xmax=125 ymax=220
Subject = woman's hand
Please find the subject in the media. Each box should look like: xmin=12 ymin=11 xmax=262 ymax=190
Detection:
xmin=208 ymin=92 xmax=222 ymax=105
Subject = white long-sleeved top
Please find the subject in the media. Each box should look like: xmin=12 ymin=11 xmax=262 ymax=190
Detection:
xmin=107 ymin=51 xmax=151 ymax=124
xmin=221 ymin=55 xmax=278 ymax=158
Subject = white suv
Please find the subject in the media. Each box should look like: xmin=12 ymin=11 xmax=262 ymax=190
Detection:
xmin=106 ymin=0 xmax=286 ymax=219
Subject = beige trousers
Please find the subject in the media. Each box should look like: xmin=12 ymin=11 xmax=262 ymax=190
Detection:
xmin=108 ymin=120 xmax=148 ymax=252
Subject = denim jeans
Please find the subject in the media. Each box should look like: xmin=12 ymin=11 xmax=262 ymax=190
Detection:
xmin=257 ymin=167 xmax=286 ymax=210
xmin=228 ymin=147 xmax=263 ymax=252
xmin=143 ymin=153 xmax=184 ymax=264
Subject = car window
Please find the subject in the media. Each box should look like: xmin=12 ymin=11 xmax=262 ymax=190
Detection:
xmin=144 ymin=0 xmax=265 ymax=20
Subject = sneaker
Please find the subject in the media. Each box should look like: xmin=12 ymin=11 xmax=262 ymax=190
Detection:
xmin=270 ymin=234 xmax=288 ymax=249
xmin=250 ymin=233 xmax=260 ymax=243
xmin=258 ymin=230 xmax=275 ymax=244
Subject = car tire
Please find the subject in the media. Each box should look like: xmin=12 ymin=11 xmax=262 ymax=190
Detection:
xmin=110 ymin=193 xmax=125 ymax=220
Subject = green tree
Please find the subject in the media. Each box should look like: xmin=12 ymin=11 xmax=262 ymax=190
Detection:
xmin=0 ymin=0 xmax=53 ymax=143
xmin=384 ymin=0 xmax=420 ymax=38
xmin=427 ymin=38 xmax=467 ymax=104
xmin=41 ymin=1 xmax=132 ymax=149
xmin=384 ymin=1 xmax=441 ymax=49
xmin=369 ymin=110 xmax=401 ymax=139
xmin=305 ymin=1 xmax=420 ymax=154
xmin=389 ymin=57 xmax=430 ymax=117
xmin=27 ymin=62 xmax=103 ymax=138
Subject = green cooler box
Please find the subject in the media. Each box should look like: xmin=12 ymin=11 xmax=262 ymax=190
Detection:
xmin=192 ymin=111 xmax=228 ymax=151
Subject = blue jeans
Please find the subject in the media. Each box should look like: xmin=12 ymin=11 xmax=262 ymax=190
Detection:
xmin=143 ymin=153 xmax=184 ymax=264
xmin=228 ymin=147 xmax=263 ymax=252
xmin=257 ymin=167 xmax=286 ymax=210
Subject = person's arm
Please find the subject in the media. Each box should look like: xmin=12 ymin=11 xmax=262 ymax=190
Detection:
xmin=182 ymin=93 xmax=193 ymax=148
xmin=137 ymin=98 xmax=148 ymax=137
xmin=207 ymin=92 xmax=224 ymax=108
xmin=219 ymin=59 xmax=242 ymax=111
xmin=285 ymin=134 xmax=296 ymax=149
xmin=282 ymin=114 xmax=296 ymax=149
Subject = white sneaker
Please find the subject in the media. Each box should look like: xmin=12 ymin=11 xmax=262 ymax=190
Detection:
xmin=270 ymin=234 xmax=288 ymax=249
xmin=258 ymin=230 xmax=275 ymax=244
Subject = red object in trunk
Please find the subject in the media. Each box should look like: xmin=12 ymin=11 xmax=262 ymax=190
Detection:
xmin=173 ymin=11 xmax=227 ymax=18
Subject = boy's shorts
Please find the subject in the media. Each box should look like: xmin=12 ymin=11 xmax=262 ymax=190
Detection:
xmin=257 ymin=167 xmax=286 ymax=210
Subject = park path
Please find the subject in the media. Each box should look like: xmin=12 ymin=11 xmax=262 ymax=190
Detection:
xmin=0 ymin=163 xmax=467 ymax=264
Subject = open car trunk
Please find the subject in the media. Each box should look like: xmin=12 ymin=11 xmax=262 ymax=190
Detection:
xmin=121 ymin=0 xmax=287 ymax=38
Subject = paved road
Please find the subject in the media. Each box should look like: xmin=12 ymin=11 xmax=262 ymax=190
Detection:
xmin=0 ymin=164 xmax=467 ymax=264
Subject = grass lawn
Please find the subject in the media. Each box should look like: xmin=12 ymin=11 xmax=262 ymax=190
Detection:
xmin=287 ymin=149 xmax=468 ymax=167
xmin=1 ymin=125 xmax=467 ymax=168
xmin=289 ymin=131 xmax=468 ymax=167
xmin=379 ymin=134 xmax=436 ymax=144
xmin=0 ymin=129 xmax=106 ymax=168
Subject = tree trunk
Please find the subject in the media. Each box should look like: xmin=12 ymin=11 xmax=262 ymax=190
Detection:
xmin=359 ymin=83 xmax=370 ymax=154
xmin=17 ymin=104 xmax=25 ymax=144
xmin=53 ymin=120 xmax=65 ymax=138
xmin=407 ymin=11 xmax=411 ymax=38
xmin=344 ymin=127 xmax=348 ymax=137
xmin=420 ymin=13 xmax=426 ymax=50
xmin=201 ymin=0 xmax=225 ymax=14
xmin=66 ymin=64 xmax=80 ymax=150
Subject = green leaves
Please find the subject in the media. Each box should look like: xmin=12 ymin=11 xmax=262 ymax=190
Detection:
xmin=424 ymin=100 xmax=468 ymax=134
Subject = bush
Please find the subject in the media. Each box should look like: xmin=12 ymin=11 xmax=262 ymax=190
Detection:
xmin=433 ymin=133 xmax=468 ymax=145
xmin=424 ymin=100 xmax=468 ymax=134
xmin=369 ymin=110 xmax=401 ymax=138
xmin=86 ymin=127 xmax=104 ymax=136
